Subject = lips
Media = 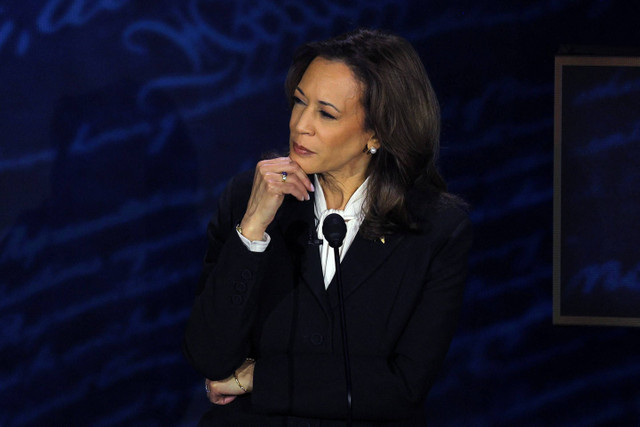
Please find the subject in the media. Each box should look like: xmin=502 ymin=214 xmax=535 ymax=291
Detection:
xmin=292 ymin=141 xmax=315 ymax=155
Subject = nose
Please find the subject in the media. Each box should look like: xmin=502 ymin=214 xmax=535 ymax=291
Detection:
xmin=291 ymin=105 xmax=315 ymax=136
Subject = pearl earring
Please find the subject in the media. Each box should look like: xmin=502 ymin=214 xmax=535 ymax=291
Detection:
xmin=368 ymin=147 xmax=378 ymax=155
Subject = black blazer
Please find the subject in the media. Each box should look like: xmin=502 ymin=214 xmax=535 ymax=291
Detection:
xmin=183 ymin=170 xmax=472 ymax=426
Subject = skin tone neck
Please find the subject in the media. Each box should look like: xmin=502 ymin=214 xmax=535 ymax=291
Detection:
xmin=318 ymin=170 xmax=367 ymax=210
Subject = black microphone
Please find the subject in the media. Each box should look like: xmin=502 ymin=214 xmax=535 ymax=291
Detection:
xmin=322 ymin=213 xmax=347 ymax=248
xmin=321 ymin=212 xmax=352 ymax=426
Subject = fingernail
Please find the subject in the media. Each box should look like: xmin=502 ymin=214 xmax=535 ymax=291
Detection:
xmin=306 ymin=193 xmax=310 ymax=201
xmin=309 ymin=183 xmax=315 ymax=192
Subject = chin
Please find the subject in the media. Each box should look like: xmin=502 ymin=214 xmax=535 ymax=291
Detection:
xmin=290 ymin=154 xmax=315 ymax=175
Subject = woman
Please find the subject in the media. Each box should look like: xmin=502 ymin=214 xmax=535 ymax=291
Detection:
xmin=183 ymin=28 xmax=472 ymax=426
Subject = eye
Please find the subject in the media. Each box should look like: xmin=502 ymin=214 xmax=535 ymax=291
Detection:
xmin=292 ymin=96 xmax=305 ymax=106
xmin=320 ymin=110 xmax=337 ymax=120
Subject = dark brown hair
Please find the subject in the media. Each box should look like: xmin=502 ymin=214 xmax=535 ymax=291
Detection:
xmin=285 ymin=28 xmax=447 ymax=238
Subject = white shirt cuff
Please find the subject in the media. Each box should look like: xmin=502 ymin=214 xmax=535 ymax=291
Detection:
xmin=237 ymin=229 xmax=270 ymax=252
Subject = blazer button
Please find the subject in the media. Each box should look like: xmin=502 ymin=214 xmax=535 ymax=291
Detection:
xmin=241 ymin=269 xmax=252 ymax=280
xmin=234 ymin=281 xmax=247 ymax=292
xmin=231 ymin=294 xmax=244 ymax=305
xmin=310 ymin=333 xmax=324 ymax=346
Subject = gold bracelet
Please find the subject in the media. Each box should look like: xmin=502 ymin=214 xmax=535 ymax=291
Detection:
xmin=233 ymin=370 xmax=247 ymax=393
xmin=233 ymin=358 xmax=255 ymax=393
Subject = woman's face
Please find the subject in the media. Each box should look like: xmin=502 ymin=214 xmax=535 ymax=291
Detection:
xmin=289 ymin=57 xmax=378 ymax=182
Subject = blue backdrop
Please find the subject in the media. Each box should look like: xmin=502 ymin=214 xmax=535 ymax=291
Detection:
xmin=1 ymin=1 xmax=639 ymax=425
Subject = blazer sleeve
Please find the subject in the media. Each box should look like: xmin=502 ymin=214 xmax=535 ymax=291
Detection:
xmin=182 ymin=172 xmax=267 ymax=381
xmin=251 ymin=210 xmax=472 ymax=421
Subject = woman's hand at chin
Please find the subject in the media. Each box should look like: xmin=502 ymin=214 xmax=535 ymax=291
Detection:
xmin=239 ymin=157 xmax=315 ymax=241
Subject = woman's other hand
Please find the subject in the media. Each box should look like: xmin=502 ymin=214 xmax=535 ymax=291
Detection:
xmin=205 ymin=359 xmax=256 ymax=405
xmin=239 ymin=157 xmax=314 ymax=240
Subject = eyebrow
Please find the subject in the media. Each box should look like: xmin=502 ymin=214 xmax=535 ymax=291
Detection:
xmin=296 ymin=87 xmax=341 ymax=113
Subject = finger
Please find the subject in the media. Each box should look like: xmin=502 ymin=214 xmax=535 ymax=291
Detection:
xmin=250 ymin=160 xmax=311 ymax=206
xmin=210 ymin=393 xmax=237 ymax=405
xmin=264 ymin=172 xmax=310 ymax=201
xmin=209 ymin=392 xmax=235 ymax=405
xmin=285 ymin=158 xmax=314 ymax=192
xmin=282 ymin=180 xmax=311 ymax=201
xmin=218 ymin=395 xmax=237 ymax=405
xmin=258 ymin=169 xmax=308 ymax=201
xmin=268 ymin=158 xmax=313 ymax=193
xmin=206 ymin=379 xmax=239 ymax=405
xmin=255 ymin=157 xmax=292 ymax=178
xmin=258 ymin=158 xmax=314 ymax=193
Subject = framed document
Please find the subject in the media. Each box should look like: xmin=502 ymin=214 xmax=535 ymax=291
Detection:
xmin=554 ymin=54 xmax=640 ymax=326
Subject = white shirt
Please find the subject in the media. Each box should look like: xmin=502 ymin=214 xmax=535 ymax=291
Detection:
xmin=313 ymin=175 xmax=368 ymax=288
xmin=237 ymin=174 xmax=368 ymax=288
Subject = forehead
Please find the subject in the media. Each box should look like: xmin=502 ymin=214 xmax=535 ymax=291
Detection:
xmin=298 ymin=57 xmax=362 ymax=102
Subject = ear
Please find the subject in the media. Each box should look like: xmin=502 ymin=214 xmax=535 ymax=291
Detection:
xmin=368 ymin=135 xmax=380 ymax=150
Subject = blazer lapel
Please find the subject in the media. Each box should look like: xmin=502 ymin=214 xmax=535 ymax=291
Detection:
xmin=326 ymin=231 xmax=405 ymax=309
xmin=273 ymin=193 xmax=406 ymax=313
xmin=273 ymin=194 xmax=332 ymax=316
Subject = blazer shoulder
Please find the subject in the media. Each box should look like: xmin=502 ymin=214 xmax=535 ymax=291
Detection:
xmin=404 ymin=194 xmax=473 ymax=270
xmin=217 ymin=169 xmax=255 ymax=210
xmin=228 ymin=168 xmax=255 ymax=196
xmin=409 ymin=189 xmax=471 ymax=238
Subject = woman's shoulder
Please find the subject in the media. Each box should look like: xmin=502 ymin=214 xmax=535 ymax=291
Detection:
xmin=219 ymin=169 xmax=255 ymax=201
xmin=211 ymin=169 xmax=256 ymax=223
xmin=407 ymin=186 xmax=471 ymax=236
xmin=228 ymin=169 xmax=255 ymax=191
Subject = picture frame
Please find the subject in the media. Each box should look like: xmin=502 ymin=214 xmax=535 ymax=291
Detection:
xmin=554 ymin=53 xmax=640 ymax=327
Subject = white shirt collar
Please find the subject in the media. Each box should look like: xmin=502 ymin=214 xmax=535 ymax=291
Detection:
xmin=314 ymin=174 xmax=369 ymax=288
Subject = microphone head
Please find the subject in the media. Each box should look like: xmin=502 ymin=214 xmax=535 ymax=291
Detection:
xmin=322 ymin=213 xmax=347 ymax=248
